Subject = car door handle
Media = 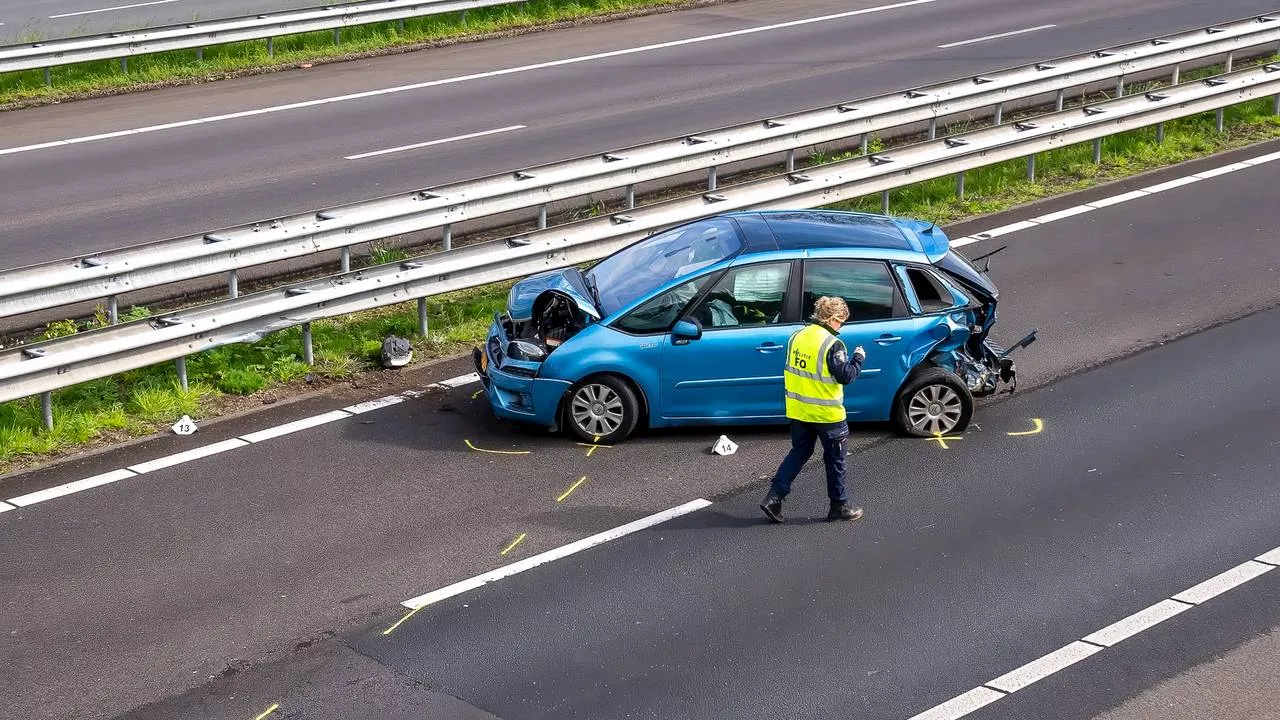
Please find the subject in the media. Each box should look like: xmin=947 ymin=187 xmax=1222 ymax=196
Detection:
xmin=874 ymin=334 xmax=902 ymax=345
xmin=755 ymin=343 xmax=784 ymax=353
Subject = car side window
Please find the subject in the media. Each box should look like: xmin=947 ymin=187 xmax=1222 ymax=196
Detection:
xmin=903 ymin=267 xmax=961 ymax=313
xmin=613 ymin=275 xmax=714 ymax=334
xmin=687 ymin=262 xmax=792 ymax=329
xmin=802 ymin=260 xmax=898 ymax=322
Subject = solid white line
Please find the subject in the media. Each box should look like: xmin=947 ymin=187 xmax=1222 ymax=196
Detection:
xmin=344 ymin=125 xmax=527 ymax=160
xmin=7 ymin=468 xmax=136 ymax=507
xmin=431 ymin=372 xmax=481 ymax=389
xmin=239 ymin=410 xmax=352 ymax=443
xmin=969 ymin=220 xmax=1039 ymax=239
xmin=937 ymin=24 xmax=1056 ymax=49
xmin=1194 ymin=162 xmax=1255 ymax=179
xmin=986 ymin=641 xmax=1103 ymax=693
xmin=401 ymin=498 xmax=713 ymax=609
xmin=1243 ymin=150 xmax=1280 ymax=165
xmin=1257 ymin=547 xmax=1280 ymax=565
xmin=1085 ymin=190 xmax=1149 ymax=209
xmin=49 ymin=0 xmax=178 ymax=18
xmin=0 ymin=0 xmax=938 ymax=157
xmin=126 ymin=438 xmax=249 ymax=474
xmin=1140 ymin=175 xmax=1202 ymax=194
xmin=0 ymin=500 xmax=15 ymax=512
xmin=1081 ymin=599 xmax=1192 ymax=648
xmin=906 ymin=687 xmax=1006 ymax=720
xmin=344 ymin=395 xmax=406 ymax=414
xmin=1172 ymin=560 xmax=1274 ymax=605
xmin=1029 ymin=205 xmax=1094 ymax=224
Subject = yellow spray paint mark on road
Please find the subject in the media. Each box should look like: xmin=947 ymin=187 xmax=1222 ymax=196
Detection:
xmin=1007 ymin=418 xmax=1045 ymax=436
xmin=556 ymin=477 xmax=587 ymax=502
xmin=501 ymin=533 xmax=527 ymax=556
xmin=465 ymin=439 xmax=530 ymax=455
xmin=382 ymin=606 xmax=423 ymax=636
xmin=471 ymin=389 xmax=484 ymax=399
xmin=252 ymin=704 xmax=280 ymax=720
xmin=576 ymin=442 xmax=612 ymax=457
xmin=927 ymin=433 xmax=964 ymax=450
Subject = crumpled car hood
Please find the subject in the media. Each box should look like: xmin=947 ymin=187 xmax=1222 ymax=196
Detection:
xmin=506 ymin=267 xmax=601 ymax=321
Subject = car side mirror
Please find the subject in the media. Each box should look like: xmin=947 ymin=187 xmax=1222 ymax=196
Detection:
xmin=672 ymin=318 xmax=703 ymax=343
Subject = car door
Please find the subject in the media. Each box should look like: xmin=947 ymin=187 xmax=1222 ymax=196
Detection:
xmin=659 ymin=260 xmax=799 ymax=420
xmin=799 ymin=258 xmax=924 ymax=419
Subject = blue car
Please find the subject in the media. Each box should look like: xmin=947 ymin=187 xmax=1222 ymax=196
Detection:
xmin=474 ymin=210 xmax=1036 ymax=444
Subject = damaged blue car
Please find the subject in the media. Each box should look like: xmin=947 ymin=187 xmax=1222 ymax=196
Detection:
xmin=474 ymin=209 xmax=1036 ymax=444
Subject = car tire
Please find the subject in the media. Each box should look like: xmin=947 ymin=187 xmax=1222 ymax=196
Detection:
xmin=563 ymin=375 xmax=641 ymax=444
xmin=892 ymin=367 xmax=974 ymax=438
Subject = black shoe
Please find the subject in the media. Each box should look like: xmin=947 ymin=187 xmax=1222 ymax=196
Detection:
xmin=760 ymin=493 xmax=784 ymax=523
xmin=827 ymin=502 xmax=864 ymax=521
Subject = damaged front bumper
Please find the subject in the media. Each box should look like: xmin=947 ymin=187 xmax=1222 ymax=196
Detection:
xmin=473 ymin=313 xmax=570 ymax=427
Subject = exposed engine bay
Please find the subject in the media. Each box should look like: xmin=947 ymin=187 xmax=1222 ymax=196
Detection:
xmin=502 ymin=291 xmax=593 ymax=361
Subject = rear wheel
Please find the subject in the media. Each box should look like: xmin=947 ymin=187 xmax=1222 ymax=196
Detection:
xmin=564 ymin=375 xmax=640 ymax=444
xmin=892 ymin=367 xmax=973 ymax=438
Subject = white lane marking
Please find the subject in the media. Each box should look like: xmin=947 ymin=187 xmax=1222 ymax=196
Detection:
xmin=937 ymin=24 xmax=1056 ymax=49
xmin=986 ymin=641 xmax=1104 ymax=693
xmin=239 ymin=409 xmax=352 ymax=443
xmin=0 ymin=0 xmax=938 ymax=157
xmin=1141 ymin=175 xmax=1202 ymax=193
xmin=8 ymin=468 xmax=137 ymax=507
xmin=1194 ymin=161 xmax=1254 ymax=179
xmin=908 ymin=547 xmax=1280 ymax=720
xmin=1257 ymin=546 xmax=1280 ymax=566
xmin=1081 ymin=599 xmax=1192 ymax=647
xmin=344 ymin=125 xmax=527 ymax=160
xmin=49 ymin=0 xmax=178 ymax=18
xmin=126 ymin=438 xmax=249 ymax=474
xmin=1085 ymin=189 xmax=1149 ymax=209
xmin=1243 ymin=150 xmax=1280 ymax=165
xmin=968 ymin=220 xmax=1038 ymax=240
xmin=344 ymin=395 xmax=405 ymax=414
xmin=0 ymin=500 xmax=15 ymax=512
xmin=1029 ymin=205 xmax=1094 ymax=224
xmin=401 ymin=498 xmax=713 ymax=610
xmin=1172 ymin=560 xmax=1274 ymax=605
xmin=906 ymin=687 xmax=1006 ymax=720
xmin=431 ymin=372 xmax=481 ymax=389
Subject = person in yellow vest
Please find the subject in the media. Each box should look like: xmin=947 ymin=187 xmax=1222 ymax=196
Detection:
xmin=760 ymin=296 xmax=866 ymax=523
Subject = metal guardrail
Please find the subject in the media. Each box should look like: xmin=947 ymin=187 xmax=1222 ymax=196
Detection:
xmin=3 ymin=12 xmax=1278 ymax=321
xmin=4 ymin=61 xmax=1279 ymax=408
xmin=0 ymin=0 xmax=526 ymax=76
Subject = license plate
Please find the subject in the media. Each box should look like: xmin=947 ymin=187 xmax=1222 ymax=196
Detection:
xmin=479 ymin=350 xmax=489 ymax=373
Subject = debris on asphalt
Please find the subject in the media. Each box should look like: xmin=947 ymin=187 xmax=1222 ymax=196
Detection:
xmin=380 ymin=335 xmax=413 ymax=368
xmin=711 ymin=435 xmax=738 ymax=456
xmin=171 ymin=415 xmax=198 ymax=435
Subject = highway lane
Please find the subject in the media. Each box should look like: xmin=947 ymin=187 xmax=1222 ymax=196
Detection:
xmin=2 ymin=0 xmax=1277 ymax=271
xmin=4 ymin=141 xmax=1280 ymax=718
xmin=0 ymin=0 xmax=333 ymax=41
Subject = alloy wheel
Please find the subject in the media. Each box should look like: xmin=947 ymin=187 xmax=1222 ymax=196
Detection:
xmin=570 ymin=383 xmax=626 ymax=438
xmin=907 ymin=384 xmax=964 ymax=436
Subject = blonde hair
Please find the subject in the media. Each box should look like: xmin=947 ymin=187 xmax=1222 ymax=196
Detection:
xmin=813 ymin=296 xmax=850 ymax=324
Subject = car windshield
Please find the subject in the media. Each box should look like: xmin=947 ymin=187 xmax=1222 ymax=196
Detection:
xmin=586 ymin=218 xmax=743 ymax=315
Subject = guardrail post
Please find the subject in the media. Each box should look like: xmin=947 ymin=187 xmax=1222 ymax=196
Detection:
xmin=993 ymin=103 xmax=1003 ymax=125
xmin=108 ymin=296 xmax=119 ymax=325
xmin=340 ymin=247 xmax=351 ymax=273
xmin=197 ymin=47 xmax=203 ymax=62
xmin=44 ymin=68 xmax=51 ymax=86
xmin=333 ymin=29 xmax=341 ymax=45
xmin=1055 ymin=89 xmax=1065 ymax=111
xmin=786 ymin=149 xmax=796 ymax=172
xmin=928 ymin=117 xmax=937 ymax=140
xmin=1273 ymin=93 xmax=1279 ymax=116
xmin=1216 ymin=108 xmax=1225 ymax=133
xmin=1027 ymin=154 xmax=1036 ymax=181
xmin=41 ymin=392 xmax=53 ymax=431
xmin=1172 ymin=64 xmax=1180 ymax=85
xmin=1092 ymin=138 xmax=1103 ymax=164
xmin=708 ymin=167 xmax=717 ymax=191
xmin=1225 ymin=51 xmax=1233 ymax=73
xmin=1116 ymin=76 xmax=1124 ymax=97
xmin=860 ymin=134 xmax=869 ymax=155
xmin=538 ymin=205 xmax=548 ymax=230
xmin=880 ymin=190 xmax=890 ymax=215
xmin=442 ymin=224 xmax=452 ymax=251
xmin=267 ymin=37 xmax=274 ymax=57
xmin=120 ymin=57 xmax=128 ymax=74
xmin=398 ymin=19 xmax=405 ymax=32
xmin=302 ymin=323 xmax=314 ymax=366
xmin=626 ymin=185 xmax=635 ymax=209
xmin=418 ymin=298 xmax=429 ymax=337
xmin=955 ymin=172 xmax=965 ymax=200
xmin=228 ymin=270 xmax=239 ymax=298
xmin=175 ymin=356 xmax=188 ymax=391
xmin=1156 ymin=122 xmax=1165 ymax=143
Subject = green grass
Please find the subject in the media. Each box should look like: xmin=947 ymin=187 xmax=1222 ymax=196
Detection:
xmin=0 ymin=0 xmax=704 ymax=108
xmin=3 ymin=84 xmax=1280 ymax=471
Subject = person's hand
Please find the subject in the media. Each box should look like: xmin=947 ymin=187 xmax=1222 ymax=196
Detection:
xmin=853 ymin=346 xmax=866 ymax=362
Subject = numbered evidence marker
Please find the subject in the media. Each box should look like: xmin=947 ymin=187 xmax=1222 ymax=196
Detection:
xmin=171 ymin=415 xmax=198 ymax=436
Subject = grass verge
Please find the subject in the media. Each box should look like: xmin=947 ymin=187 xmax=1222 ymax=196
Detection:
xmin=0 ymin=0 xmax=724 ymax=110
xmin=3 ymin=92 xmax=1280 ymax=475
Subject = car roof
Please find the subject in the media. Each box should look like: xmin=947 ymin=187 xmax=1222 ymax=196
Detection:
xmin=724 ymin=209 xmax=944 ymax=262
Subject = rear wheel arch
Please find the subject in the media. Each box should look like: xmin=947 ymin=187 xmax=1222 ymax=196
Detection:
xmin=891 ymin=365 xmax=974 ymax=437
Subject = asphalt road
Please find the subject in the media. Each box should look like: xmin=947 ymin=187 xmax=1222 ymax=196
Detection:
xmin=0 ymin=0 xmax=330 ymax=41
xmin=3 ymin=137 xmax=1279 ymax=718
xmin=2 ymin=0 xmax=1278 ymax=271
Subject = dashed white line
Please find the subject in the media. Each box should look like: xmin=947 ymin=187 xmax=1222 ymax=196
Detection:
xmin=344 ymin=395 xmax=405 ymax=414
xmin=907 ymin=687 xmax=1005 ymax=720
xmin=431 ymin=372 xmax=481 ymax=389
xmin=1257 ymin=547 xmax=1280 ymax=565
xmin=401 ymin=498 xmax=713 ymax=610
xmin=1171 ymin=560 xmax=1274 ymax=605
xmin=344 ymin=125 xmax=527 ymax=160
xmin=1080 ymin=599 xmax=1192 ymax=648
xmin=239 ymin=409 xmax=352 ymax=443
xmin=937 ymin=24 xmax=1056 ymax=49
xmin=986 ymin=641 xmax=1104 ymax=693
xmin=8 ymin=468 xmax=137 ymax=507
xmin=0 ymin=500 xmax=15 ymax=512
xmin=49 ymin=0 xmax=178 ymax=18
xmin=0 ymin=0 xmax=938 ymax=157
xmin=126 ymin=438 xmax=250 ymax=474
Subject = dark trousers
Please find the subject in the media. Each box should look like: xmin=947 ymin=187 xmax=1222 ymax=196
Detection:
xmin=769 ymin=419 xmax=850 ymax=502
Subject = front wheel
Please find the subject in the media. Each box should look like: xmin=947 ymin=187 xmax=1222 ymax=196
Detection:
xmin=564 ymin=376 xmax=641 ymax=444
xmin=892 ymin=367 xmax=974 ymax=438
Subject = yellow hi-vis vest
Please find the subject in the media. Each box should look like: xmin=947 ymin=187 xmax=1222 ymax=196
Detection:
xmin=783 ymin=323 xmax=848 ymax=423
